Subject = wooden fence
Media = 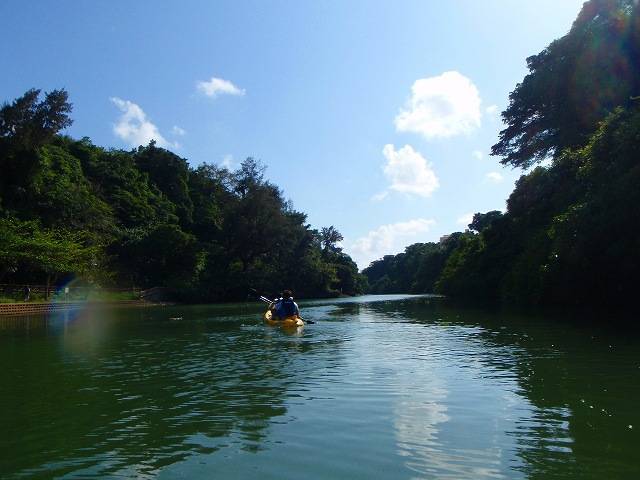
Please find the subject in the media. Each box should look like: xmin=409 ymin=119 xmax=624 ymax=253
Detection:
xmin=0 ymin=283 xmax=141 ymax=302
xmin=0 ymin=300 xmax=151 ymax=316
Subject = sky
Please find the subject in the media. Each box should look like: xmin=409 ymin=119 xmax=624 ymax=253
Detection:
xmin=1 ymin=0 xmax=586 ymax=269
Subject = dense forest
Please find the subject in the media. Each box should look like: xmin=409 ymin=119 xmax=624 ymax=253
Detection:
xmin=0 ymin=90 xmax=367 ymax=301
xmin=2 ymin=0 xmax=638 ymax=308
xmin=364 ymin=0 xmax=640 ymax=308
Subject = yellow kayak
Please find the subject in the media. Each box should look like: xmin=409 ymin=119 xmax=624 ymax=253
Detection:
xmin=264 ymin=309 xmax=304 ymax=328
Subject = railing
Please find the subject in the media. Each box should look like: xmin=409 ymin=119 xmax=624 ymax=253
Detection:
xmin=0 ymin=284 xmax=174 ymax=316
xmin=139 ymin=287 xmax=174 ymax=302
xmin=0 ymin=283 xmax=140 ymax=303
xmin=0 ymin=300 xmax=152 ymax=316
xmin=0 ymin=302 xmax=86 ymax=316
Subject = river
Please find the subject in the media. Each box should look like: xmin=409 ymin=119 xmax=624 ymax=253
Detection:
xmin=1 ymin=294 xmax=638 ymax=479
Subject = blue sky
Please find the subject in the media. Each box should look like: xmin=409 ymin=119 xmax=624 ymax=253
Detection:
xmin=1 ymin=0 xmax=585 ymax=269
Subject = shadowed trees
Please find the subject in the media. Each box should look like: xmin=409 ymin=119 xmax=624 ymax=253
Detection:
xmin=0 ymin=90 xmax=365 ymax=300
xmin=363 ymin=0 xmax=640 ymax=309
xmin=492 ymin=0 xmax=640 ymax=168
xmin=0 ymin=88 xmax=73 ymax=150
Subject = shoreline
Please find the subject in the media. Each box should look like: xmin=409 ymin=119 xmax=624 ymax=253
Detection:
xmin=0 ymin=300 xmax=170 ymax=317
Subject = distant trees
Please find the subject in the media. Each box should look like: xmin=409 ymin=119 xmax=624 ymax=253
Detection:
xmin=363 ymin=0 xmax=640 ymax=309
xmin=362 ymin=235 xmax=465 ymax=295
xmin=0 ymin=89 xmax=366 ymax=301
xmin=366 ymin=100 xmax=640 ymax=307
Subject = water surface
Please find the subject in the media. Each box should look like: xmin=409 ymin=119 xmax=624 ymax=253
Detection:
xmin=1 ymin=295 xmax=638 ymax=479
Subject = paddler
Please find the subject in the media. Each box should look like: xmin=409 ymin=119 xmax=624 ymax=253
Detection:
xmin=271 ymin=289 xmax=300 ymax=320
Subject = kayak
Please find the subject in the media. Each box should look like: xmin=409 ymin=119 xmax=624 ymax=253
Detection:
xmin=264 ymin=309 xmax=304 ymax=328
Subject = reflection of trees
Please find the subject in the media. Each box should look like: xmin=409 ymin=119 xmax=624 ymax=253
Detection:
xmin=377 ymin=298 xmax=640 ymax=480
xmin=3 ymin=297 xmax=638 ymax=478
xmin=0 ymin=306 xmax=342 ymax=478
xmin=491 ymin=314 xmax=640 ymax=480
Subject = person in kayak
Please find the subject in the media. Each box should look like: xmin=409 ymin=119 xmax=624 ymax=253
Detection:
xmin=272 ymin=289 xmax=300 ymax=320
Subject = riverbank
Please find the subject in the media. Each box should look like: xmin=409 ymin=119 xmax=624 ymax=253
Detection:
xmin=0 ymin=300 xmax=167 ymax=316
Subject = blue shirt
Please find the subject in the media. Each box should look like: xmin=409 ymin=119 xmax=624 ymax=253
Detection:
xmin=275 ymin=298 xmax=299 ymax=318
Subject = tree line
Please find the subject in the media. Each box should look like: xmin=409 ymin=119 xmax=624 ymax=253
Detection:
xmin=0 ymin=90 xmax=367 ymax=301
xmin=364 ymin=0 xmax=640 ymax=309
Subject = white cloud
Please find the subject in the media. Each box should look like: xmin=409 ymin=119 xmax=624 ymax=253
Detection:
xmin=395 ymin=71 xmax=482 ymax=139
xmin=457 ymin=213 xmax=474 ymax=226
xmin=110 ymin=97 xmax=173 ymax=148
xmin=486 ymin=171 xmax=504 ymax=183
xmin=347 ymin=218 xmax=436 ymax=269
xmin=171 ymin=125 xmax=186 ymax=136
xmin=371 ymin=191 xmax=389 ymax=202
xmin=382 ymin=144 xmax=439 ymax=198
xmin=197 ymin=76 xmax=245 ymax=98
xmin=486 ymin=104 xmax=499 ymax=117
xmin=472 ymin=150 xmax=483 ymax=160
xmin=220 ymin=154 xmax=237 ymax=170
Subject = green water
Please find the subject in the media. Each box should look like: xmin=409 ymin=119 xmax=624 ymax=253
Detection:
xmin=1 ymin=295 xmax=638 ymax=479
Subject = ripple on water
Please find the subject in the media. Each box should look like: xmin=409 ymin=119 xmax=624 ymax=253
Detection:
xmin=1 ymin=297 xmax=640 ymax=479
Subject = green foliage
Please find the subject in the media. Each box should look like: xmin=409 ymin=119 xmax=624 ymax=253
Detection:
xmin=0 ymin=89 xmax=364 ymax=301
xmin=469 ymin=211 xmax=503 ymax=233
xmin=492 ymin=0 xmax=640 ymax=168
xmin=112 ymin=224 xmax=202 ymax=288
xmin=0 ymin=217 xmax=99 ymax=283
xmin=436 ymin=234 xmax=488 ymax=300
xmin=485 ymin=0 xmax=640 ymax=305
xmin=416 ymin=0 xmax=640 ymax=309
xmin=435 ymin=103 xmax=640 ymax=307
xmin=542 ymin=105 xmax=640 ymax=305
xmin=68 ymin=137 xmax=178 ymax=229
xmin=362 ymin=256 xmax=394 ymax=293
xmin=29 ymin=144 xmax=113 ymax=231
xmin=0 ymin=88 xmax=72 ymax=149
xmin=363 ymin=238 xmax=464 ymax=295
xmin=188 ymin=163 xmax=226 ymax=240
xmin=320 ymin=226 xmax=344 ymax=254
xmin=134 ymin=142 xmax=194 ymax=226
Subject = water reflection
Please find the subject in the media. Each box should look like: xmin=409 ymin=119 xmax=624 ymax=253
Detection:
xmin=1 ymin=297 xmax=639 ymax=479
xmin=0 ymin=305 xmax=344 ymax=478
xmin=358 ymin=298 xmax=639 ymax=479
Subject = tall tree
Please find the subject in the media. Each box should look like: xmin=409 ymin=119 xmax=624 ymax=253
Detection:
xmin=492 ymin=0 xmax=640 ymax=168
xmin=134 ymin=142 xmax=194 ymax=226
xmin=0 ymin=88 xmax=72 ymax=149
xmin=469 ymin=211 xmax=503 ymax=233
xmin=320 ymin=226 xmax=344 ymax=253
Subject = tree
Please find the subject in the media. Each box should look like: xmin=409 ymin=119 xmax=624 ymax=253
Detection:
xmin=188 ymin=163 xmax=226 ymax=241
xmin=469 ymin=211 xmax=503 ymax=233
xmin=222 ymin=159 xmax=290 ymax=274
xmin=26 ymin=144 xmax=113 ymax=232
xmin=0 ymin=88 xmax=368 ymax=301
xmin=0 ymin=88 xmax=73 ymax=149
xmin=233 ymin=157 xmax=265 ymax=198
xmin=492 ymin=0 xmax=640 ymax=168
xmin=112 ymin=224 xmax=202 ymax=288
xmin=134 ymin=142 xmax=194 ymax=226
xmin=542 ymin=104 xmax=640 ymax=306
xmin=320 ymin=226 xmax=343 ymax=253
xmin=0 ymin=217 xmax=100 ymax=290
xmin=70 ymin=139 xmax=179 ymax=229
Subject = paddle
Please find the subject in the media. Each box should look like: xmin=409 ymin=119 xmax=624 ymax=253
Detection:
xmin=250 ymin=289 xmax=315 ymax=324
